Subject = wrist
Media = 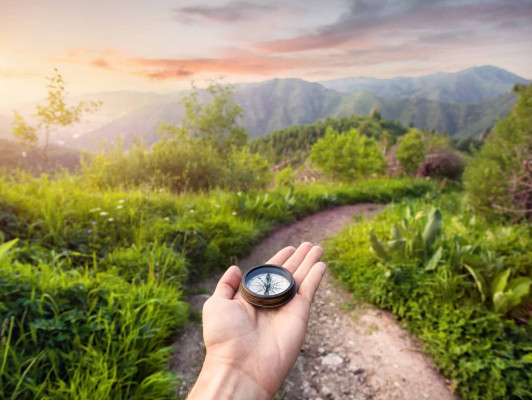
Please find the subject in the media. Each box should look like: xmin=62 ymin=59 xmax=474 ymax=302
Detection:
xmin=187 ymin=355 xmax=273 ymax=400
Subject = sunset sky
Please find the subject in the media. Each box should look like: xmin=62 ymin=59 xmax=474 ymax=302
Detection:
xmin=1 ymin=0 xmax=531 ymax=109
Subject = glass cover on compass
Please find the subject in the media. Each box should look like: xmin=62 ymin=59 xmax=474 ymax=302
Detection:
xmin=240 ymin=264 xmax=296 ymax=308
xmin=246 ymin=266 xmax=291 ymax=295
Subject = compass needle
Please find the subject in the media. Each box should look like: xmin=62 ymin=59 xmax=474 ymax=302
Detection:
xmin=240 ymin=265 xmax=296 ymax=308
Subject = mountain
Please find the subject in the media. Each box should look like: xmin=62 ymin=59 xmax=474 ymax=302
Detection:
xmin=318 ymin=66 xmax=529 ymax=103
xmin=72 ymin=77 xmax=517 ymax=150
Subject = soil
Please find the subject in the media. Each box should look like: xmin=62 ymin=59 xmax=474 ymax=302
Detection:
xmin=171 ymin=204 xmax=455 ymax=399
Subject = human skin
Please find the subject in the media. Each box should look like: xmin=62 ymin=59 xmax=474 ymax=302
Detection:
xmin=187 ymin=242 xmax=326 ymax=400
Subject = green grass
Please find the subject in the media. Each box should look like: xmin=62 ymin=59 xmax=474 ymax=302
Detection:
xmin=324 ymin=193 xmax=532 ymax=399
xmin=0 ymin=174 xmax=434 ymax=399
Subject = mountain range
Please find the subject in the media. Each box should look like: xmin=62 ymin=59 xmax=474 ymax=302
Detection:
xmin=0 ymin=65 xmax=528 ymax=151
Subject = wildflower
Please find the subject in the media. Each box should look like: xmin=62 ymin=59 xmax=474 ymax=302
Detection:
xmin=100 ymin=211 xmax=109 ymax=216
xmin=190 ymin=209 xmax=195 ymax=213
xmin=214 ymin=204 xmax=221 ymax=209
xmin=118 ymin=199 xmax=125 ymax=203
xmin=92 ymin=221 xmax=97 ymax=225
xmin=89 ymin=207 xmax=101 ymax=213
xmin=232 ymin=211 xmax=237 ymax=216
xmin=87 ymin=229 xmax=92 ymax=234
xmin=108 ymin=217 xmax=114 ymax=222
xmin=164 ymin=217 xmax=170 ymax=221
xmin=116 ymin=205 xmax=123 ymax=209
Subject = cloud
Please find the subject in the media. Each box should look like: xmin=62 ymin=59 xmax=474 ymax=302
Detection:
xmin=175 ymin=1 xmax=279 ymax=23
xmin=91 ymin=58 xmax=111 ymax=68
xmin=260 ymin=0 xmax=532 ymax=53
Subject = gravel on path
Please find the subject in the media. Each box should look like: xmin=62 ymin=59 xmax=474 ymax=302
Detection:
xmin=171 ymin=204 xmax=455 ymax=400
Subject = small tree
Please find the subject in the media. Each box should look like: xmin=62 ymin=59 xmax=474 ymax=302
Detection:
xmin=309 ymin=127 xmax=386 ymax=182
xmin=464 ymin=84 xmax=532 ymax=221
xmin=161 ymin=81 xmax=248 ymax=152
xmin=395 ymin=128 xmax=426 ymax=175
xmin=11 ymin=69 xmax=101 ymax=166
xmin=370 ymin=107 xmax=382 ymax=121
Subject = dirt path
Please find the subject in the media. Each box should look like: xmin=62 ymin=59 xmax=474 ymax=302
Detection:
xmin=172 ymin=204 xmax=455 ymax=399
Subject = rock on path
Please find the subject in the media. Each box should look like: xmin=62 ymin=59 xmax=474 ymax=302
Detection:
xmin=171 ymin=204 xmax=455 ymax=399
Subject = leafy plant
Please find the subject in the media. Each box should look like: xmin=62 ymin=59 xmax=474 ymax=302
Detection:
xmin=369 ymin=207 xmax=443 ymax=270
xmin=465 ymin=266 xmax=532 ymax=314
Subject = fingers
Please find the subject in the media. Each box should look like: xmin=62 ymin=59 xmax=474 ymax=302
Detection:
xmin=282 ymin=242 xmax=314 ymax=274
xmin=266 ymin=246 xmax=296 ymax=265
xmin=293 ymin=245 xmax=323 ymax=287
xmin=213 ymin=265 xmax=242 ymax=300
xmin=298 ymin=262 xmax=327 ymax=303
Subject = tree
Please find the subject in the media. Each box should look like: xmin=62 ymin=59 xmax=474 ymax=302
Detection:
xmin=11 ymin=69 xmax=100 ymax=166
xmin=370 ymin=107 xmax=382 ymax=121
xmin=160 ymin=81 xmax=248 ymax=152
xmin=464 ymin=84 xmax=532 ymax=221
xmin=309 ymin=127 xmax=386 ymax=182
xmin=395 ymin=128 xmax=426 ymax=175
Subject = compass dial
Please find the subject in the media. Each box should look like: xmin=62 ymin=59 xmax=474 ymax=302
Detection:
xmin=247 ymin=272 xmax=291 ymax=296
xmin=240 ymin=264 xmax=296 ymax=308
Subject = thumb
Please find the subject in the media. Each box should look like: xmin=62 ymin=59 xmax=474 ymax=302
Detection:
xmin=213 ymin=265 xmax=242 ymax=299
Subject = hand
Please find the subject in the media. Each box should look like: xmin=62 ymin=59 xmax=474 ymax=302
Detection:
xmin=187 ymin=242 xmax=326 ymax=400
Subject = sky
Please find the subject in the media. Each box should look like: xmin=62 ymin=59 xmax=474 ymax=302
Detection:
xmin=1 ymin=0 xmax=531 ymax=109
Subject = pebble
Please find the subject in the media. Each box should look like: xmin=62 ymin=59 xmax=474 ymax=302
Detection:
xmin=321 ymin=353 xmax=343 ymax=367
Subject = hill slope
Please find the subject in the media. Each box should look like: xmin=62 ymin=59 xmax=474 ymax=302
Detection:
xmin=318 ymin=65 xmax=529 ymax=103
xmin=73 ymin=79 xmax=517 ymax=150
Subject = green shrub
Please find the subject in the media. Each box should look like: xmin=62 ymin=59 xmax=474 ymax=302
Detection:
xmin=309 ymin=127 xmax=386 ymax=182
xmin=325 ymin=197 xmax=532 ymax=399
xmin=274 ymin=166 xmax=295 ymax=188
xmin=396 ymin=128 xmax=426 ymax=174
xmin=464 ymin=84 xmax=532 ymax=221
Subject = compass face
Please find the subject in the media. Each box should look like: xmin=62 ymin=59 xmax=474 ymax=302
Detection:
xmin=247 ymin=272 xmax=291 ymax=296
xmin=240 ymin=264 xmax=297 ymax=308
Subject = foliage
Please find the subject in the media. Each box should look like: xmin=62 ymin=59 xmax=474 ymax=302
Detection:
xmin=10 ymin=69 xmax=100 ymax=166
xmin=395 ymin=128 xmax=426 ymax=175
xmin=164 ymin=81 xmax=248 ymax=152
xmin=309 ymin=128 xmax=386 ymax=182
xmin=274 ymin=166 xmax=295 ymax=188
xmin=0 ymin=174 xmax=434 ymax=399
xmin=82 ymin=83 xmax=271 ymax=193
xmin=464 ymin=84 xmax=532 ymax=221
xmin=250 ymin=114 xmax=406 ymax=166
xmin=416 ymin=147 xmax=464 ymax=180
xmin=325 ymin=195 xmax=532 ymax=399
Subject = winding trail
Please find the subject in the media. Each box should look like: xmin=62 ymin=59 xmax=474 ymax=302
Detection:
xmin=172 ymin=204 xmax=454 ymax=399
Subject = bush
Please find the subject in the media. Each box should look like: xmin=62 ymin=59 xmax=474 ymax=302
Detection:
xmin=416 ymin=147 xmax=464 ymax=180
xmin=274 ymin=166 xmax=295 ymax=188
xmin=309 ymin=127 xmax=386 ymax=182
xmin=395 ymin=128 xmax=426 ymax=175
xmin=325 ymin=197 xmax=532 ymax=399
xmin=464 ymin=84 xmax=532 ymax=221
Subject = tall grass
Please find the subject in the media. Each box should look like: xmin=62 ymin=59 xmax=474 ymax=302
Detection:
xmin=0 ymin=174 xmax=434 ymax=398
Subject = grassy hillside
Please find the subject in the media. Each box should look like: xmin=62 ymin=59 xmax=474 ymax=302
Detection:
xmin=250 ymin=114 xmax=405 ymax=166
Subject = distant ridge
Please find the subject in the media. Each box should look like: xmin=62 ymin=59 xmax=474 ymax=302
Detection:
xmin=1 ymin=66 xmax=526 ymax=150
xmin=318 ymin=65 xmax=529 ymax=103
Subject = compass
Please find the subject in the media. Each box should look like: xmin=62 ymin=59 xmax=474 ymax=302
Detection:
xmin=240 ymin=264 xmax=297 ymax=308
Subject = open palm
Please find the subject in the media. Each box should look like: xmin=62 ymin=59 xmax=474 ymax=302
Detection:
xmin=195 ymin=243 xmax=326 ymax=399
